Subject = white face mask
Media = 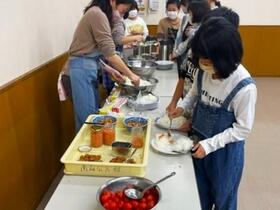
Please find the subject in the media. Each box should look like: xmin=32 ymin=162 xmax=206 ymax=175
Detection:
xmin=129 ymin=9 xmax=138 ymax=19
xmin=167 ymin=11 xmax=178 ymax=20
xmin=199 ymin=59 xmax=215 ymax=75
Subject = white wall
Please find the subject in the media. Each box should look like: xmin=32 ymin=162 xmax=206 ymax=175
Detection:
xmin=0 ymin=0 xmax=89 ymax=87
xmin=142 ymin=0 xmax=280 ymax=25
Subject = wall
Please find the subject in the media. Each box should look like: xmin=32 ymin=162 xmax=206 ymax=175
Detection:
xmin=147 ymin=25 xmax=280 ymax=76
xmin=0 ymin=0 xmax=89 ymax=87
xmin=141 ymin=0 xmax=280 ymax=25
xmin=0 ymin=54 xmax=76 ymax=210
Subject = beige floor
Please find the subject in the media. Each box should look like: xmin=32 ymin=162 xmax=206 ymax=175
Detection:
xmin=238 ymin=77 xmax=280 ymax=210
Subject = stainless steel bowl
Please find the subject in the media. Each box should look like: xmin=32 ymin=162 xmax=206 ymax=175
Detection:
xmin=156 ymin=60 xmax=174 ymax=70
xmin=127 ymin=60 xmax=157 ymax=79
xmin=119 ymin=77 xmax=158 ymax=96
xmin=96 ymin=176 xmax=161 ymax=209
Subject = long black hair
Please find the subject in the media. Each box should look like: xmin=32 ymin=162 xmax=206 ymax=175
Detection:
xmin=191 ymin=17 xmax=243 ymax=78
xmin=188 ymin=0 xmax=211 ymax=23
xmin=84 ymin=0 xmax=113 ymax=24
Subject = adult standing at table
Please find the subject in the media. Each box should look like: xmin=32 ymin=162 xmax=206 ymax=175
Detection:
xmin=68 ymin=0 xmax=140 ymax=132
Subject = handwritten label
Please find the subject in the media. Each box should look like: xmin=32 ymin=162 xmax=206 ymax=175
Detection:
xmin=80 ymin=165 xmax=122 ymax=175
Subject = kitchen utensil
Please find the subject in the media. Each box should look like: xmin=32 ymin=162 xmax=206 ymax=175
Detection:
xmin=124 ymin=172 xmax=176 ymax=199
xmin=125 ymin=148 xmax=137 ymax=163
xmin=167 ymin=118 xmax=173 ymax=137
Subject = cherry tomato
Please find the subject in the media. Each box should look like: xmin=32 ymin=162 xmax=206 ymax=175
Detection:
xmin=109 ymin=201 xmax=117 ymax=210
xmin=116 ymin=191 xmax=124 ymax=199
xmin=147 ymin=200 xmax=156 ymax=209
xmin=146 ymin=195 xmax=154 ymax=201
xmin=123 ymin=202 xmax=133 ymax=210
xmin=103 ymin=202 xmax=110 ymax=209
xmin=139 ymin=202 xmax=147 ymax=209
xmin=101 ymin=194 xmax=110 ymax=204
xmin=131 ymin=200 xmax=139 ymax=208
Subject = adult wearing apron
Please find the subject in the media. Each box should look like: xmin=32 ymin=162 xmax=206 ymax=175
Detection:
xmin=68 ymin=0 xmax=140 ymax=132
xmin=170 ymin=18 xmax=257 ymax=210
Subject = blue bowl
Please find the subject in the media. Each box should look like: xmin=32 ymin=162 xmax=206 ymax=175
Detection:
xmin=92 ymin=115 xmax=117 ymax=126
xmin=123 ymin=116 xmax=148 ymax=131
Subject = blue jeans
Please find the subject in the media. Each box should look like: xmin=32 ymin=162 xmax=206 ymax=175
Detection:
xmin=193 ymin=142 xmax=244 ymax=210
xmin=191 ymin=70 xmax=255 ymax=210
xmin=69 ymin=56 xmax=100 ymax=132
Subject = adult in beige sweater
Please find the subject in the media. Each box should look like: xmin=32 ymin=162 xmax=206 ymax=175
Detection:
xmin=69 ymin=0 xmax=139 ymax=131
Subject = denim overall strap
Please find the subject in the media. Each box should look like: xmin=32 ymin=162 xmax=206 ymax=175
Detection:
xmin=222 ymin=77 xmax=255 ymax=109
xmin=197 ymin=70 xmax=204 ymax=100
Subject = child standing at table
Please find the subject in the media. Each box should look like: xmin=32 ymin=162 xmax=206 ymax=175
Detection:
xmin=170 ymin=17 xmax=257 ymax=210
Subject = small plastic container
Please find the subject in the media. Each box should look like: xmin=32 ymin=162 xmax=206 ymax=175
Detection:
xmin=103 ymin=124 xmax=116 ymax=146
xmin=112 ymin=141 xmax=132 ymax=156
xmin=91 ymin=126 xmax=103 ymax=148
xmin=131 ymin=127 xmax=144 ymax=148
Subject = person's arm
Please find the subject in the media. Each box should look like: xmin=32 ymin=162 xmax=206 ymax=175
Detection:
xmin=122 ymin=35 xmax=143 ymax=45
xmin=199 ymin=84 xmax=257 ymax=155
xmin=106 ymin=54 xmax=139 ymax=85
xmin=140 ymin=18 xmax=149 ymax=40
xmin=169 ymin=74 xmax=198 ymax=118
xmin=173 ymin=15 xmax=187 ymax=52
xmin=166 ymin=79 xmax=184 ymax=113
xmin=112 ymin=19 xmax=125 ymax=46
xmin=174 ymin=39 xmax=189 ymax=57
xmin=87 ymin=9 xmax=139 ymax=85
xmin=156 ymin=19 xmax=165 ymax=38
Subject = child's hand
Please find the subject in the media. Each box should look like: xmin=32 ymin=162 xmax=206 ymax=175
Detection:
xmin=166 ymin=101 xmax=177 ymax=114
xmin=192 ymin=143 xmax=206 ymax=159
xmin=168 ymin=107 xmax=184 ymax=119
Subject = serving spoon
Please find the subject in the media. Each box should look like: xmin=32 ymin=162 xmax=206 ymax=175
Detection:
xmin=124 ymin=172 xmax=176 ymax=200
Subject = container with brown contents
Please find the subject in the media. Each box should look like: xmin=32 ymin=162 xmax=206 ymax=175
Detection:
xmin=79 ymin=154 xmax=102 ymax=162
xmin=91 ymin=126 xmax=103 ymax=148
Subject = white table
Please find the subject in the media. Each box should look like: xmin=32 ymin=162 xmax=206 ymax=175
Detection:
xmin=45 ymin=66 xmax=201 ymax=210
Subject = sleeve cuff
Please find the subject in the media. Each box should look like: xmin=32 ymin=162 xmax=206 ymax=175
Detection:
xmin=199 ymin=140 xmax=214 ymax=155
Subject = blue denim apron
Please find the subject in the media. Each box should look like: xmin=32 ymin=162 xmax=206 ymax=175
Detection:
xmin=69 ymin=51 xmax=102 ymax=132
xmin=192 ymin=70 xmax=255 ymax=210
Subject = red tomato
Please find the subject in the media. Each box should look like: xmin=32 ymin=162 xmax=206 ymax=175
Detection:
xmin=109 ymin=201 xmax=117 ymax=210
xmin=147 ymin=200 xmax=155 ymax=209
xmin=119 ymin=200 xmax=124 ymax=208
xmin=140 ymin=198 xmax=146 ymax=203
xmin=131 ymin=200 xmax=139 ymax=208
xmin=101 ymin=194 xmax=110 ymax=204
xmin=146 ymin=195 xmax=154 ymax=202
xmin=103 ymin=202 xmax=110 ymax=209
xmin=116 ymin=191 xmax=124 ymax=199
xmin=123 ymin=202 xmax=133 ymax=210
xmin=139 ymin=202 xmax=147 ymax=209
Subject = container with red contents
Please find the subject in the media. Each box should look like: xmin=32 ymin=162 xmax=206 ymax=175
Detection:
xmin=91 ymin=125 xmax=103 ymax=148
xmin=103 ymin=123 xmax=116 ymax=146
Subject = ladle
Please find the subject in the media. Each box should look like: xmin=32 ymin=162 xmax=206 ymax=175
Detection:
xmin=124 ymin=171 xmax=176 ymax=199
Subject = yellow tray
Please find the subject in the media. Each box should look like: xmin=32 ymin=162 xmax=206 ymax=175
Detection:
xmin=61 ymin=115 xmax=152 ymax=177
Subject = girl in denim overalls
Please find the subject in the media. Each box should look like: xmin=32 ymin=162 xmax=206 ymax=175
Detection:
xmin=170 ymin=17 xmax=257 ymax=210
